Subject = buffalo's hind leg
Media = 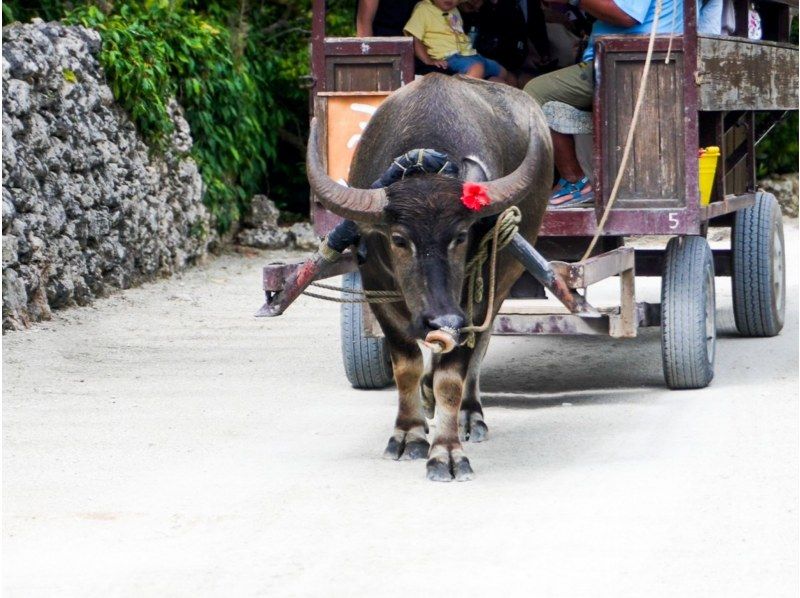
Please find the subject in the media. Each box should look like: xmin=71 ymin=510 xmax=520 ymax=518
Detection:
xmin=427 ymin=360 xmax=475 ymax=482
xmin=459 ymin=331 xmax=490 ymax=443
xmin=383 ymin=345 xmax=430 ymax=461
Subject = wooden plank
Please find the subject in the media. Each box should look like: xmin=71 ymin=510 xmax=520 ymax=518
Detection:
xmin=498 ymin=300 xmax=572 ymax=316
xmin=493 ymin=313 xmax=610 ymax=336
xmin=724 ymin=119 xmax=749 ymax=196
xmin=701 ymin=192 xmax=756 ymax=220
xmin=262 ymin=253 xmax=357 ymax=292
xmin=682 ymin=0 xmax=702 ymax=232
xmin=698 ymin=37 xmax=799 ymax=111
xmin=551 ymin=247 xmax=634 ymax=288
xmin=598 ymin=46 xmax=685 ymax=209
xmin=539 ymin=207 xmax=701 ymax=236
xmin=311 ymin=0 xmax=327 ymax=93
xmin=615 ymin=266 xmax=637 ymax=338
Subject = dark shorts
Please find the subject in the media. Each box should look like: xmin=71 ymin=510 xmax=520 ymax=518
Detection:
xmin=446 ymin=53 xmax=504 ymax=78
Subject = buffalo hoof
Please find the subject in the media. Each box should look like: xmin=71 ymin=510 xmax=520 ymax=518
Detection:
xmin=400 ymin=439 xmax=430 ymax=461
xmin=466 ymin=420 xmax=488 ymax=442
xmin=383 ymin=431 xmax=430 ymax=461
xmin=459 ymin=410 xmax=489 ymax=443
xmin=425 ymin=452 xmax=475 ymax=482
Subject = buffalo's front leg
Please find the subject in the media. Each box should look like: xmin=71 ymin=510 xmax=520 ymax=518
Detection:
xmin=383 ymin=347 xmax=430 ymax=461
xmin=459 ymin=331 xmax=491 ymax=443
xmin=427 ymin=366 xmax=474 ymax=482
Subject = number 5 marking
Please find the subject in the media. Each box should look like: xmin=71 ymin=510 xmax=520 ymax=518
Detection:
xmin=669 ymin=212 xmax=680 ymax=229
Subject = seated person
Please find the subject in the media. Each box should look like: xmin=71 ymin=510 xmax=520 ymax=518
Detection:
xmin=356 ymin=0 xmax=455 ymax=75
xmin=523 ymin=0 xmax=684 ymax=208
xmin=461 ymin=0 xmax=555 ymax=88
xmin=356 ymin=0 xmax=418 ymax=36
xmin=404 ymin=0 xmax=509 ymax=81
xmin=542 ymin=2 xmax=594 ymax=68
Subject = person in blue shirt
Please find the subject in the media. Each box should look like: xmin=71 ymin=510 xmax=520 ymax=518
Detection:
xmin=523 ymin=0 xmax=684 ymax=207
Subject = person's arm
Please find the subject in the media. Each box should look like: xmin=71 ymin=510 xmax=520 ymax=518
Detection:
xmin=412 ymin=37 xmax=448 ymax=68
xmin=546 ymin=0 xmax=637 ymax=27
xmin=356 ymin=0 xmax=378 ymax=36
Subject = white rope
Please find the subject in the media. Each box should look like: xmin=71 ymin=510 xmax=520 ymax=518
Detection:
xmin=581 ymin=0 xmax=664 ymax=262
xmin=665 ymin=0 xmax=678 ymax=64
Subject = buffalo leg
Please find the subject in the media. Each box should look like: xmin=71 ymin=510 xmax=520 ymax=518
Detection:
xmin=419 ymin=352 xmax=441 ymax=420
xmin=383 ymin=345 xmax=430 ymax=461
xmin=427 ymin=360 xmax=474 ymax=482
xmin=459 ymin=331 xmax=491 ymax=443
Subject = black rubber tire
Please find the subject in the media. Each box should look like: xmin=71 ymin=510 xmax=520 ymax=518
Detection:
xmin=661 ymin=236 xmax=716 ymax=390
xmin=732 ymin=192 xmax=785 ymax=337
xmin=340 ymin=271 xmax=394 ymax=389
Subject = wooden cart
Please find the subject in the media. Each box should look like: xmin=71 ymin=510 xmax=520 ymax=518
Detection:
xmin=262 ymin=0 xmax=798 ymax=390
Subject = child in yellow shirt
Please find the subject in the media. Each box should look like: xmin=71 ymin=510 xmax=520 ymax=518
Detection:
xmin=404 ymin=0 xmax=508 ymax=81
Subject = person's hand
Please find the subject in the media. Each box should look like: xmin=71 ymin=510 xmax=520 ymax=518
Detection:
xmin=429 ymin=59 xmax=449 ymax=69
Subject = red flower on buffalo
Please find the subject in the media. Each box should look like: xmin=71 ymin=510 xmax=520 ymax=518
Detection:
xmin=461 ymin=183 xmax=491 ymax=211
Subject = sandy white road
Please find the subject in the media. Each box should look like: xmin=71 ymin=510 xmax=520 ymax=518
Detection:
xmin=3 ymin=221 xmax=798 ymax=597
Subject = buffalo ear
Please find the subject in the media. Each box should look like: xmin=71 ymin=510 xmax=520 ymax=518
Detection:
xmin=460 ymin=156 xmax=489 ymax=183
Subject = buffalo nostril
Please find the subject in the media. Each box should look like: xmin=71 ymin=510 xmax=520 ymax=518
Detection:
xmin=428 ymin=314 xmax=465 ymax=333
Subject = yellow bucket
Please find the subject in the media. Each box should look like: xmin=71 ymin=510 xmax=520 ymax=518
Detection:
xmin=698 ymin=146 xmax=720 ymax=206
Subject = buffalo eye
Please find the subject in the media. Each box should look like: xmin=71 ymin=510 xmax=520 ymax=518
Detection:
xmin=391 ymin=234 xmax=409 ymax=249
xmin=454 ymin=231 xmax=468 ymax=246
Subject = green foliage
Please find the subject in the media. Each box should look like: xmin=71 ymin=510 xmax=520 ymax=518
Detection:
xmin=65 ymin=2 xmax=273 ymax=231
xmin=2 ymin=0 xmax=69 ymax=23
xmin=756 ymin=113 xmax=799 ymax=179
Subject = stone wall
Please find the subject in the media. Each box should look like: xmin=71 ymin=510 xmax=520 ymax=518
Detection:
xmin=759 ymin=173 xmax=799 ymax=218
xmin=2 ymin=21 xmax=211 ymax=331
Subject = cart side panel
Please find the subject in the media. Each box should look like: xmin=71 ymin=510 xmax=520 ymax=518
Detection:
xmin=698 ymin=37 xmax=799 ymax=111
xmin=596 ymin=38 xmax=686 ymax=211
xmin=310 ymin=37 xmax=413 ymax=237
xmin=323 ymin=38 xmax=414 ymax=93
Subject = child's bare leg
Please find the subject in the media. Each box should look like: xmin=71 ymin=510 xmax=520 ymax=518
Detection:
xmin=465 ymin=62 xmax=485 ymax=79
xmin=489 ymin=66 xmax=509 ymax=84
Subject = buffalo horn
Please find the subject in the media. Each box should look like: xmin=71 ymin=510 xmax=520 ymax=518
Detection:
xmin=480 ymin=114 xmax=544 ymax=216
xmin=306 ymin=117 xmax=387 ymax=223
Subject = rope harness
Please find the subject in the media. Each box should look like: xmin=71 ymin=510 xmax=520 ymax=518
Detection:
xmin=460 ymin=206 xmax=521 ymax=347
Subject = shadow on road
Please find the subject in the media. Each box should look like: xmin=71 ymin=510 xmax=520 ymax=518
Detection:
xmin=477 ymin=304 xmax=745 ymax=409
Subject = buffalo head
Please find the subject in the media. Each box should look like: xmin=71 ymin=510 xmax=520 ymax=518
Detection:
xmin=306 ymin=116 xmax=541 ymax=349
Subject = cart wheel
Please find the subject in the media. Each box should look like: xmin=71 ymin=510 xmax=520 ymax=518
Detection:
xmin=732 ymin=192 xmax=785 ymax=337
xmin=340 ymin=271 xmax=394 ymax=389
xmin=661 ymin=236 xmax=716 ymax=390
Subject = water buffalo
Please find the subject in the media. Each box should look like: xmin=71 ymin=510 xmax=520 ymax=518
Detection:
xmin=307 ymin=74 xmax=553 ymax=481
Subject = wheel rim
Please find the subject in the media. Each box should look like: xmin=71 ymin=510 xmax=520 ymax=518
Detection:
xmin=772 ymin=229 xmax=785 ymax=315
xmin=705 ymin=266 xmax=716 ymax=365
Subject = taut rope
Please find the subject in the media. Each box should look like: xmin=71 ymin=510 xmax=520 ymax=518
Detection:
xmin=303 ymin=281 xmax=402 ymax=304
